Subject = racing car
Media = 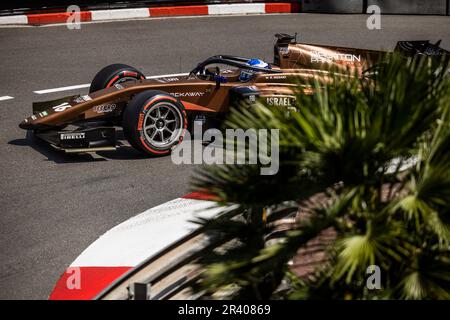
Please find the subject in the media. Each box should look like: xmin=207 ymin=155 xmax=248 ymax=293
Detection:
xmin=19 ymin=34 xmax=448 ymax=156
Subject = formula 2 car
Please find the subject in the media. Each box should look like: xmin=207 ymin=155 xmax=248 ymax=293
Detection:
xmin=19 ymin=34 xmax=448 ymax=156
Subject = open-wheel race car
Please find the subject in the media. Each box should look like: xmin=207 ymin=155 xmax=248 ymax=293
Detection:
xmin=19 ymin=34 xmax=448 ymax=156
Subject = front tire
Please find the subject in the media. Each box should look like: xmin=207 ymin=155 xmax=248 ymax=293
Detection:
xmin=89 ymin=63 xmax=145 ymax=93
xmin=122 ymin=90 xmax=187 ymax=156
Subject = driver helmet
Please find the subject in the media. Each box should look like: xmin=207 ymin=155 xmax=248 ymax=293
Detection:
xmin=239 ymin=58 xmax=271 ymax=82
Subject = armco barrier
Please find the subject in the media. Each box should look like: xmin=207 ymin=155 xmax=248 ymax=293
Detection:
xmin=301 ymin=0 xmax=363 ymax=13
xmin=367 ymin=0 xmax=448 ymax=15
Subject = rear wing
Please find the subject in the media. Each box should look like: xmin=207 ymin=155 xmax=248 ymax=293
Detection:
xmin=395 ymin=40 xmax=449 ymax=56
xmin=273 ymin=33 xmax=448 ymax=71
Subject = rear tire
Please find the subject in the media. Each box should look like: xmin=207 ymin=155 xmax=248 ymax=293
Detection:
xmin=89 ymin=64 xmax=145 ymax=93
xmin=122 ymin=90 xmax=187 ymax=156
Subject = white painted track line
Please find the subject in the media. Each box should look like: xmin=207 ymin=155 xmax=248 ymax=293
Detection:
xmin=0 ymin=96 xmax=14 ymax=101
xmin=34 ymin=84 xmax=90 ymax=94
xmin=33 ymin=73 xmax=189 ymax=95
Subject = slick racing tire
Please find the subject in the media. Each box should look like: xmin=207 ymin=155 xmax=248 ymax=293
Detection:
xmin=123 ymin=90 xmax=188 ymax=156
xmin=89 ymin=64 xmax=145 ymax=93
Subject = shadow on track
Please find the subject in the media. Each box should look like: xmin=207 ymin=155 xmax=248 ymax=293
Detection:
xmin=8 ymin=130 xmax=149 ymax=163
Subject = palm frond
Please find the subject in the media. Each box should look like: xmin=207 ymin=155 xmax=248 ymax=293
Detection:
xmin=190 ymin=53 xmax=450 ymax=300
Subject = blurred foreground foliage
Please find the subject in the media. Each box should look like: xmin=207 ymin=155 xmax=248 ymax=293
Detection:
xmin=190 ymin=54 xmax=450 ymax=299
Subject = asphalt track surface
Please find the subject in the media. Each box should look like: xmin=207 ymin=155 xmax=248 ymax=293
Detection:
xmin=0 ymin=13 xmax=449 ymax=299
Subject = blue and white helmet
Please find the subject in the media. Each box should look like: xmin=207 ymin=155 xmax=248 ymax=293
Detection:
xmin=239 ymin=58 xmax=271 ymax=82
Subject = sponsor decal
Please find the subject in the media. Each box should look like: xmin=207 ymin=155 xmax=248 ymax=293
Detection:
xmin=194 ymin=115 xmax=206 ymax=124
xmin=122 ymin=71 xmax=137 ymax=78
xmin=137 ymin=113 xmax=144 ymax=131
xmin=93 ymin=104 xmax=117 ymax=114
xmin=267 ymin=75 xmax=287 ymax=80
xmin=114 ymin=83 xmax=124 ymax=90
xmin=239 ymin=69 xmax=254 ymax=82
xmin=157 ymin=77 xmax=179 ymax=83
xmin=39 ymin=111 xmax=48 ymax=117
xmin=266 ymin=96 xmax=294 ymax=107
xmin=52 ymin=102 xmax=72 ymax=112
xmin=73 ymin=95 xmax=92 ymax=104
xmin=248 ymin=95 xmax=256 ymax=102
xmin=172 ymin=92 xmax=205 ymax=98
xmin=60 ymin=132 xmax=85 ymax=140
xmin=311 ymin=51 xmax=361 ymax=63
xmin=31 ymin=115 xmax=37 ymax=120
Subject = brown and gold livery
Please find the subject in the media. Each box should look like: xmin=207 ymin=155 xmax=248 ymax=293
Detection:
xmin=19 ymin=34 xmax=447 ymax=155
